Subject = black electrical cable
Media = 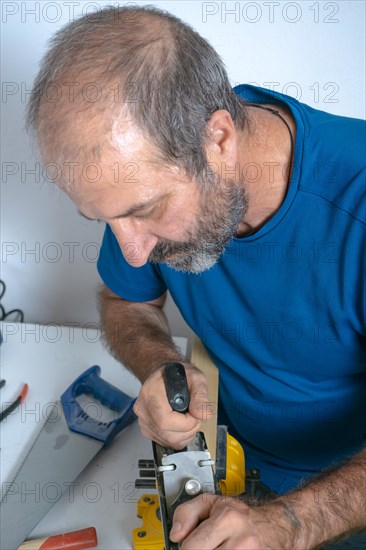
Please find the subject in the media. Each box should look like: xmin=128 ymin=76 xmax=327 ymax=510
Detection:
xmin=0 ymin=280 xmax=24 ymax=322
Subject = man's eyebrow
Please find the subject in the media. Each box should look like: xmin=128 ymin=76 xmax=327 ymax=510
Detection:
xmin=77 ymin=194 xmax=168 ymax=221
xmin=114 ymin=196 xmax=164 ymax=219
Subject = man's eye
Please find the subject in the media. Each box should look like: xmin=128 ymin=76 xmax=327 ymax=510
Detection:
xmin=134 ymin=207 xmax=156 ymax=220
xmin=83 ymin=217 xmax=103 ymax=224
xmin=134 ymin=213 xmax=150 ymax=220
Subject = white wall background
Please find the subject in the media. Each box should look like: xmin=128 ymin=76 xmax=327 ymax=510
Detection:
xmin=1 ymin=0 xmax=365 ymax=346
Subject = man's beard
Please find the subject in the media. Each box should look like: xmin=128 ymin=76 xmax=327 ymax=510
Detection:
xmin=148 ymin=177 xmax=248 ymax=273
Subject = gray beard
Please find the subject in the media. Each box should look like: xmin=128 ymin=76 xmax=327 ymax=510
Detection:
xmin=148 ymin=179 xmax=248 ymax=273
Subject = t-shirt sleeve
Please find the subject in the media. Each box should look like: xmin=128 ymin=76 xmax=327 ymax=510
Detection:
xmin=97 ymin=224 xmax=167 ymax=302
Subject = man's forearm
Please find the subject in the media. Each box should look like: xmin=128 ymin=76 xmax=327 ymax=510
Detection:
xmin=99 ymin=287 xmax=185 ymax=382
xmin=274 ymin=448 xmax=366 ymax=548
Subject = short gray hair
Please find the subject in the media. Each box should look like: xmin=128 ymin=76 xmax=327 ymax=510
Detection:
xmin=27 ymin=4 xmax=247 ymax=180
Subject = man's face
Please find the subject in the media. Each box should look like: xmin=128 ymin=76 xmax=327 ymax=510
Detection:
xmin=61 ymin=122 xmax=247 ymax=274
xmin=147 ymin=172 xmax=246 ymax=272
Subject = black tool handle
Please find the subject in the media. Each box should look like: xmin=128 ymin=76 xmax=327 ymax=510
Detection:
xmin=163 ymin=362 xmax=190 ymax=413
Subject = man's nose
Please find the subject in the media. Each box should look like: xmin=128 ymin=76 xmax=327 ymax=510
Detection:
xmin=109 ymin=219 xmax=159 ymax=267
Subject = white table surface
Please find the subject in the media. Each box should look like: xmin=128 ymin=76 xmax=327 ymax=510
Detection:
xmin=0 ymin=322 xmax=187 ymax=549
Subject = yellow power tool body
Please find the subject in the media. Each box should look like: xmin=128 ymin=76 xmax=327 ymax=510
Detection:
xmin=133 ymin=363 xmax=245 ymax=550
xmin=133 ymin=430 xmax=245 ymax=550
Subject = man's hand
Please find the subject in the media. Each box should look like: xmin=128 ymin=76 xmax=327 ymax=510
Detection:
xmin=133 ymin=363 xmax=214 ymax=449
xmin=171 ymin=445 xmax=366 ymax=549
xmin=170 ymin=494 xmax=298 ymax=550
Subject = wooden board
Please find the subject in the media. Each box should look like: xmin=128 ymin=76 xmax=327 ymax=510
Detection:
xmin=190 ymin=338 xmax=219 ymax=462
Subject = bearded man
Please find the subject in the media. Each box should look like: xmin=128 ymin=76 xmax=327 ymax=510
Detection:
xmin=27 ymin=5 xmax=366 ymax=549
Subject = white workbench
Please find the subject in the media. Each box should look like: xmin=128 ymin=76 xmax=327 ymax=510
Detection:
xmin=0 ymin=322 xmax=187 ymax=549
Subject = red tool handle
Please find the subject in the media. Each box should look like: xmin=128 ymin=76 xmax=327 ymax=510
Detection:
xmin=18 ymin=527 xmax=98 ymax=550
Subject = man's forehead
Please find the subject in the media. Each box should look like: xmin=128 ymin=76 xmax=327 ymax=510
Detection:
xmin=43 ymin=134 xmax=171 ymax=194
xmin=65 ymin=154 xmax=188 ymax=214
xmin=110 ymin=116 xmax=147 ymax=156
xmin=38 ymin=100 xmax=191 ymax=199
xmin=38 ymin=91 xmax=153 ymax=169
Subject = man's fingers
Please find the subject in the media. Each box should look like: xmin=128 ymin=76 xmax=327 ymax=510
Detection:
xmin=187 ymin=371 xmax=215 ymax=422
xmin=170 ymin=494 xmax=219 ymax=542
xmin=189 ymin=394 xmax=216 ymax=422
xmin=134 ymin=363 xmax=212 ymax=447
xmin=135 ymin=397 xmax=200 ymax=431
xmin=139 ymin=419 xmax=199 ymax=448
xmin=135 ymin=371 xmax=203 ymax=432
xmin=171 ymin=496 xmax=258 ymax=550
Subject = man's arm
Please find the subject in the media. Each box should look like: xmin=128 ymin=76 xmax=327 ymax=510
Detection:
xmin=98 ymin=284 xmax=184 ymax=383
xmin=277 ymin=446 xmax=366 ymax=548
xmin=171 ymin=447 xmax=366 ymax=549
xmin=98 ymin=284 xmax=214 ymax=448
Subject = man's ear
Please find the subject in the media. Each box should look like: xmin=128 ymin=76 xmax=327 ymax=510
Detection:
xmin=204 ymin=109 xmax=238 ymax=168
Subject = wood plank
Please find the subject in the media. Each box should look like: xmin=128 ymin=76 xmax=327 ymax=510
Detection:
xmin=190 ymin=338 xmax=218 ymax=462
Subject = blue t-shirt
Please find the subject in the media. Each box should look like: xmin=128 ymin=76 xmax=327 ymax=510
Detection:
xmin=97 ymin=85 xmax=366 ymax=495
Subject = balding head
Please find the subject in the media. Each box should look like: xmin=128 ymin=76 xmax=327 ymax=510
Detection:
xmin=27 ymin=5 xmax=247 ymax=186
